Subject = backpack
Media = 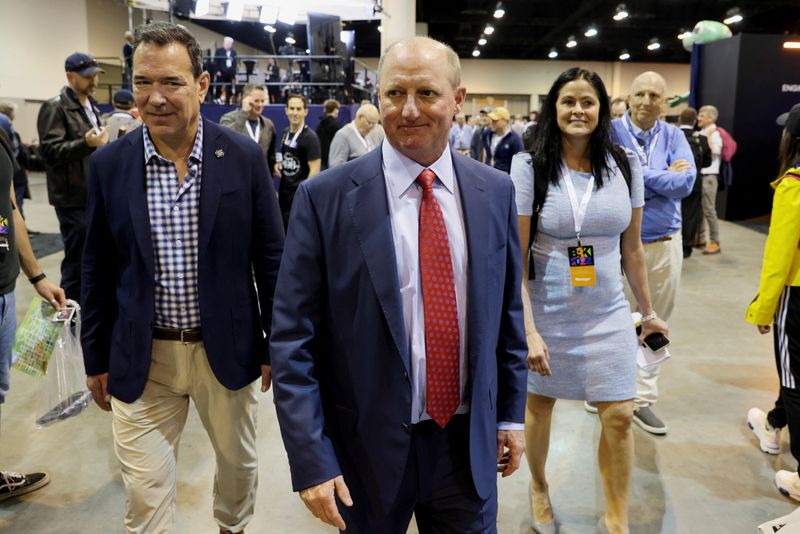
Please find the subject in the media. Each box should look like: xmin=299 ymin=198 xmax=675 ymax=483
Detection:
xmin=527 ymin=144 xmax=632 ymax=279
xmin=716 ymin=126 xmax=737 ymax=162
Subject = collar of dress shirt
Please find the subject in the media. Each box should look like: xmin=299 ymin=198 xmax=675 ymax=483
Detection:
xmin=381 ymin=139 xmax=456 ymax=199
xmin=625 ymin=110 xmax=661 ymax=139
xmin=142 ymin=119 xmax=204 ymax=165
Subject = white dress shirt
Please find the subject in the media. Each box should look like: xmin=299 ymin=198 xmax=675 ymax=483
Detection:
xmin=382 ymin=140 xmax=522 ymax=431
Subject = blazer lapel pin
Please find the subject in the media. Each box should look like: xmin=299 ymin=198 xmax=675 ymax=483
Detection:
xmin=215 ymin=148 xmax=225 ymax=158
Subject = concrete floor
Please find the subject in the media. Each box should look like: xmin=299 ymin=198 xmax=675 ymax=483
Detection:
xmin=0 ymin=174 xmax=795 ymax=533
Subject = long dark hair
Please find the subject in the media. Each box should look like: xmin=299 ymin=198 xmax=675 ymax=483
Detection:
xmin=778 ymin=129 xmax=800 ymax=179
xmin=531 ymin=67 xmax=616 ymax=188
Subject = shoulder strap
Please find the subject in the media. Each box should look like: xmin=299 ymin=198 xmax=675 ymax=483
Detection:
xmin=609 ymin=144 xmax=632 ymax=196
xmin=528 ymin=151 xmax=545 ymax=280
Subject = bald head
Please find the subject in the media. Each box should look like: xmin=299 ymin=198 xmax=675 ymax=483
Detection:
xmin=378 ymin=36 xmax=461 ymax=89
xmin=628 ymin=71 xmax=668 ymax=130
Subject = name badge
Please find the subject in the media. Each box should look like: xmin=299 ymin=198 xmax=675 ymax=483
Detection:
xmin=568 ymin=245 xmax=596 ymax=286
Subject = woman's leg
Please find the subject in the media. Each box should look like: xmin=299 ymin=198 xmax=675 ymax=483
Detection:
xmin=596 ymin=399 xmax=634 ymax=534
xmin=525 ymin=393 xmax=557 ymax=524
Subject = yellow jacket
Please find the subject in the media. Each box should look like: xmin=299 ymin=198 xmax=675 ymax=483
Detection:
xmin=746 ymin=166 xmax=800 ymax=326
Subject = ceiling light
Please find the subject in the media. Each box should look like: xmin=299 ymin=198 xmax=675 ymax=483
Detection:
xmin=585 ymin=27 xmax=598 ymax=38
xmin=784 ymin=41 xmax=800 ymax=49
xmin=647 ymin=38 xmax=661 ymax=51
xmin=478 ymin=37 xmax=487 ymax=46
xmin=677 ymin=30 xmax=691 ymax=40
xmin=194 ymin=0 xmax=209 ymax=17
xmin=619 ymin=50 xmax=630 ymax=60
xmin=483 ymin=24 xmax=495 ymax=35
xmin=277 ymin=5 xmax=298 ymax=25
xmin=724 ymin=7 xmax=743 ymax=25
xmin=263 ymin=25 xmax=276 ymax=33
xmin=472 ymin=49 xmax=481 ymax=57
xmin=259 ymin=5 xmax=278 ymax=24
xmin=377 ymin=25 xmax=383 ymax=32
xmin=566 ymin=35 xmax=577 ymax=48
xmin=493 ymin=2 xmax=505 ymax=19
xmin=613 ymin=3 xmax=629 ymax=21
xmin=225 ymin=0 xmax=244 ymax=21
xmin=285 ymin=34 xmax=296 ymax=45
xmin=548 ymin=48 xmax=558 ymax=59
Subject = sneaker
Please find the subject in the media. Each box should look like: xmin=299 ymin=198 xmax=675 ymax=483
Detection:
xmin=584 ymin=401 xmax=599 ymax=414
xmin=632 ymin=406 xmax=668 ymax=435
xmin=0 ymin=471 xmax=50 ymax=502
xmin=693 ymin=240 xmax=707 ymax=249
xmin=702 ymin=242 xmax=721 ymax=255
xmin=776 ymin=470 xmax=800 ymax=501
xmin=747 ymin=407 xmax=780 ymax=454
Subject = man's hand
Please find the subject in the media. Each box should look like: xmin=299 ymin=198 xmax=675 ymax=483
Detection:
xmin=496 ymin=429 xmax=524 ymax=477
xmin=758 ymin=324 xmax=771 ymax=335
xmin=242 ymin=95 xmax=253 ymax=113
xmin=87 ymin=373 xmax=111 ymax=411
xmin=667 ymin=159 xmax=691 ymax=173
xmin=260 ymin=364 xmax=271 ymax=392
xmin=299 ymin=475 xmax=353 ymax=530
xmin=273 ymin=162 xmax=282 ymax=177
xmin=85 ymin=127 xmax=109 ymax=148
xmin=33 ymin=279 xmax=67 ymax=310
xmin=526 ymin=330 xmax=551 ymax=377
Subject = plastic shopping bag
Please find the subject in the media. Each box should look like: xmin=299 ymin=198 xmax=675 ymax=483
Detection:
xmin=35 ymin=301 xmax=91 ymax=427
xmin=12 ymin=297 xmax=67 ymax=377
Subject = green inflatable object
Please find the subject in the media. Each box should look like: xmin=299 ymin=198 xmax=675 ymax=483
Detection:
xmin=682 ymin=20 xmax=732 ymax=52
xmin=668 ymin=92 xmax=690 ymax=107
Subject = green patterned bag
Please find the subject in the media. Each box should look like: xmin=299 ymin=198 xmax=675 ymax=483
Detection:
xmin=12 ymin=297 xmax=68 ymax=377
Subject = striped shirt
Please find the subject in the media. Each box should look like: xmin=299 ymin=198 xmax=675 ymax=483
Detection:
xmin=142 ymin=121 xmax=203 ymax=329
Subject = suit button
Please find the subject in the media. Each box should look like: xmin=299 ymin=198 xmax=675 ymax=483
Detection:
xmin=403 ymin=371 xmax=409 ymax=381
xmin=402 ymin=423 xmax=410 ymax=433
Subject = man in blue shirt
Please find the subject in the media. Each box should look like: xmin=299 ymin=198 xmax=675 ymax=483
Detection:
xmin=449 ymin=113 xmax=473 ymax=156
xmin=610 ymin=71 xmax=695 ymax=436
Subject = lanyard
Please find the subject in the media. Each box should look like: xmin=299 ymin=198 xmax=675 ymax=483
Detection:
xmin=623 ymin=114 xmax=659 ymax=168
xmin=283 ymin=124 xmax=304 ymax=148
xmin=245 ymin=119 xmax=261 ymax=143
xmin=562 ymin=164 xmax=595 ymax=246
xmin=351 ymin=122 xmax=370 ymax=151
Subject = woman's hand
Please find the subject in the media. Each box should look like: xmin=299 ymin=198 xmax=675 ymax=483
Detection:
xmin=639 ymin=316 xmax=668 ymax=345
xmin=526 ymin=330 xmax=552 ymax=377
xmin=757 ymin=324 xmax=771 ymax=335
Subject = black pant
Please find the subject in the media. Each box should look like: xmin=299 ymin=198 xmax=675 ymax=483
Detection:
xmin=214 ymin=72 xmax=234 ymax=101
xmin=54 ymin=207 xmax=86 ymax=302
xmin=338 ymin=415 xmax=497 ymax=534
xmin=681 ymin=185 xmax=703 ymax=256
xmin=768 ymin=286 xmax=800 ymax=471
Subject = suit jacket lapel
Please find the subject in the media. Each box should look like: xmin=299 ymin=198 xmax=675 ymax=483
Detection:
xmin=453 ymin=153 xmax=488 ymax=369
xmin=346 ymin=150 xmax=411 ymax=376
xmin=199 ymin=119 xmax=226 ymax=252
xmin=126 ymin=129 xmax=155 ymax=277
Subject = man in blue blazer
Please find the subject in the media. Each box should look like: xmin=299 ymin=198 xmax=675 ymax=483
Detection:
xmin=270 ymin=37 xmax=527 ymax=533
xmin=81 ymin=22 xmax=284 ymax=534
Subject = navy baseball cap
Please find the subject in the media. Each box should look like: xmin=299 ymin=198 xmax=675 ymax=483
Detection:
xmin=113 ymin=89 xmax=134 ymax=106
xmin=777 ymin=103 xmax=800 ymax=138
xmin=65 ymin=53 xmax=104 ymax=76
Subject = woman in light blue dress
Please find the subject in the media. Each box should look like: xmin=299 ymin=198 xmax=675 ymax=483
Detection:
xmin=510 ymin=68 xmax=668 ymax=534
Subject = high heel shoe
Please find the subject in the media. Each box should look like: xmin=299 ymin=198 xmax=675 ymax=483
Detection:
xmin=596 ymin=516 xmax=610 ymax=534
xmin=528 ymin=483 xmax=557 ymax=534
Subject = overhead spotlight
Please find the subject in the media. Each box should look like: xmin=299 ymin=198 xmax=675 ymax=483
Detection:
xmin=548 ymin=48 xmax=558 ymax=59
xmin=477 ymin=37 xmax=487 ymax=46
xmin=493 ymin=2 xmax=505 ymax=19
xmin=260 ymin=5 xmax=278 ymax=24
xmin=377 ymin=25 xmax=383 ymax=32
xmin=585 ymin=27 xmax=598 ymax=37
xmin=225 ymin=0 xmax=244 ymax=21
xmin=566 ymin=35 xmax=577 ymax=48
xmin=194 ymin=0 xmax=209 ymax=17
xmin=277 ymin=5 xmax=298 ymax=25
xmin=613 ymin=3 xmax=629 ymax=21
xmin=784 ymin=41 xmax=800 ymax=49
xmin=724 ymin=7 xmax=743 ymax=25
xmin=619 ymin=50 xmax=631 ymax=60
xmin=284 ymin=33 xmax=296 ymax=45
xmin=263 ymin=25 xmax=277 ymax=33
xmin=677 ymin=29 xmax=691 ymax=40
xmin=483 ymin=24 xmax=495 ymax=35
xmin=647 ymin=37 xmax=661 ymax=50
xmin=472 ymin=49 xmax=481 ymax=57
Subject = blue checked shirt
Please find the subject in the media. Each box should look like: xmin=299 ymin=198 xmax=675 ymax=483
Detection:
xmin=143 ymin=121 xmax=203 ymax=329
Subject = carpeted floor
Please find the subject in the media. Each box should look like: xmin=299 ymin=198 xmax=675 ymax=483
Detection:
xmin=28 ymin=232 xmax=64 ymax=259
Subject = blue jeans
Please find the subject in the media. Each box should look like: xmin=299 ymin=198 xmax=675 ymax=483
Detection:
xmin=0 ymin=291 xmax=17 ymax=423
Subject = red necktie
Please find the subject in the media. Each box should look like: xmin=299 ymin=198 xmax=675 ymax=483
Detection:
xmin=416 ymin=168 xmax=460 ymax=428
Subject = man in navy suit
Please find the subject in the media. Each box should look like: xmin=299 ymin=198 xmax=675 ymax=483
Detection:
xmin=270 ymin=36 xmax=527 ymax=533
xmin=81 ymin=22 xmax=284 ymax=534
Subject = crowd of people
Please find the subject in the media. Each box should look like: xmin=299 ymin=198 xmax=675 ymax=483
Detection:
xmin=0 ymin=18 xmax=798 ymax=534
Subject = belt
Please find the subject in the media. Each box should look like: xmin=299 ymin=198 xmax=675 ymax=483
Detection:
xmin=152 ymin=326 xmax=203 ymax=343
xmin=643 ymin=236 xmax=672 ymax=244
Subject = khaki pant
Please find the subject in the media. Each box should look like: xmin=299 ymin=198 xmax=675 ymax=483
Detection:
xmin=111 ymin=340 xmax=258 ymax=534
xmin=699 ymin=174 xmax=720 ymax=244
xmin=624 ymin=232 xmax=683 ymax=409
